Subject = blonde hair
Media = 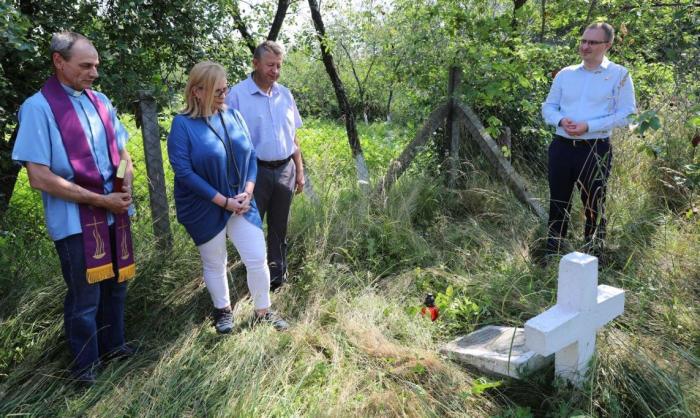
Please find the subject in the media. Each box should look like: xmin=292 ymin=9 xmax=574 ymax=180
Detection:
xmin=182 ymin=61 xmax=227 ymax=118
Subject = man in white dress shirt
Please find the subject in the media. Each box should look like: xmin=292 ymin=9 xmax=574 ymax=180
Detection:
xmin=226 ymin=41 xmax=304 ymax=291
xmin=541 ymin=22 xmax=636 ymax=256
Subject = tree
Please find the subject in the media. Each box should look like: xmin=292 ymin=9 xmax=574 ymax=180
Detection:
xmin=229 ymin=0 xmax=293 ymax=51
xmin=267 ymin=0 xmax=292 ymax=41
xmin=0 ymin=0 xmax=99 ymax=217
xmin=338 ymin=40 xmax=377 ymax=125
xmin=308 ymin=0 xmax=369 ymax=187
xmin=229 ymin=0 xmax=256 ymax=54
xmin=540 ymin=0 xmax=546 ymax=42
xmin=511 ymin=0 xmax=529 ymax=30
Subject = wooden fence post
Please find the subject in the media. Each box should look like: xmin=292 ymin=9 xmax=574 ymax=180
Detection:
xmin=446 ymin=66 xmax=462 ymax=188
xmin=137 ymin=90 xmax=172 ymax=251
xmin=497 ymin=126 xmax=512 ymax=162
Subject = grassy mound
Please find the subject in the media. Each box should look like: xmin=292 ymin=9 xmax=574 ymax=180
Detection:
xmin=1 ymin=112 xmax=698 ymax=417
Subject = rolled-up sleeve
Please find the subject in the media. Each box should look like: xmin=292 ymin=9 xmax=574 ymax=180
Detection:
xmin=246 ymin=146 xmax=257 ymax=184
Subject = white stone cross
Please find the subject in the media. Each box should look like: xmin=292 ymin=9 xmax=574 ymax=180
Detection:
xmin=524 ymin=252 xmax=625 ymax=385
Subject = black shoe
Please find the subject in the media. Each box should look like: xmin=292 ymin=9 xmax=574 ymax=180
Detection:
xmin=253 ymin=311 xmax=289 ymax=331
xmin=103 ymin=344 xmax=138 ymax=362
xmin=537 ymin=252 xmax=558 ymax=268
xmin=73 ymin=366 xmax=98 ymax=387
xmin=591 ymin=245 xmax=606 ymax=264
xmin=582 ymin=236 xmax=605 ymax=259
xmin=212 ymin=307 xmax=234 ymax=334
xmin=270 ymin=278 xmax=287 ymax=292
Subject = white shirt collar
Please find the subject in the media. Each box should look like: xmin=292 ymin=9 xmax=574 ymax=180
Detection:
xmin=577 ymin=56 xmax=611 ymax=73
xmin=246 ymin=73 xmax=278 ymax=96
xmin=60 ymin=82 xmax=84 ymax=97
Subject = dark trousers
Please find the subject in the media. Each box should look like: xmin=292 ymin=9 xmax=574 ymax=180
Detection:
xmin=54 ymin=225 xmax=127 ymax=375
xmin=546 ymin=138 xmax=612 ymax=253
xmin=254 ymin=159 xmax=296 ymax=288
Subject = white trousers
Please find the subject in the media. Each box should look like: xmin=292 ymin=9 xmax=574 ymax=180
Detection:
xmin=197 ymin=215 xmax=271 ymax=310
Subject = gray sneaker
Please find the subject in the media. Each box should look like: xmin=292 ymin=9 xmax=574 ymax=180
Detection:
xmin=212 ymin=308 xmax=234 ymax=334
xmin=254 ymin=311 xmax=289 ymax=331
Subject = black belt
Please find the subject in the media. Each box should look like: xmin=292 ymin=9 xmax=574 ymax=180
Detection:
xmin=554 ymin=135 xmax=609 ymax=147
xmin=257 ymin=155 xmax=292 ymax=169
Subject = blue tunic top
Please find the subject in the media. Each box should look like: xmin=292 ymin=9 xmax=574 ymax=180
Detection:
xmin=167 ymin=108 xmax=262 ymax=246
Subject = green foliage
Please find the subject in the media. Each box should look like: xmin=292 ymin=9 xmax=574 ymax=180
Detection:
xmin=1 ymin=114 xmax=699 ymax=416
xmin=494 ymin=406 xmax=534 ymax=418
xmin=632 ymin=109 xmax=662 ymax=136
xmin=470 ymin=377 xmax=503 ymax=395
xmin=430 ymin=285 xmax=482 ymax=332
xmin=0 ymin=0 xmax=250 ymax=116
xmin=688 ymin=104 xmax=700 ymax=129
xmin=1 ymin=1 xmax=699 ymax=416
xmin=0 ymin=0 xmax=254 ymax=210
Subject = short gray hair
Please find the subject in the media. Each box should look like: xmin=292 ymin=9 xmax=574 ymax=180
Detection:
xmin=50 ymin=31 xmax=91 ymax=60
xmin=585 ymin=22 xmax=615 ymax=43
xmin=253 ymin=40 xmax=285 ymax=60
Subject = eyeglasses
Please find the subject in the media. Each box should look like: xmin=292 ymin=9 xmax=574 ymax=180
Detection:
xmin=580 ymin=39 xmax=608 ymax=46
xmin=214 ymin=86 xmax=229 ymax=98
xmin=195 ymin=85 xmax=229 ymax=98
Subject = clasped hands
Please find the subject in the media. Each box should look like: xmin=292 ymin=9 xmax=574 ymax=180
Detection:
xmin=559 ymin=117 xmax=588 ymax=137
xmin=225 ymin=191 xmax=252 ymax=215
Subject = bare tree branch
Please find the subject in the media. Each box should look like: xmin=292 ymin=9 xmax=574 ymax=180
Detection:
xmin=308 ymin=0 xmax=368 ymax=185
xmin=229 ymin=0 xmax=256 ymax=55
xmin=339 ymin=41 xmax=365 ymax=102
xmin=540 ymin=0 xmax=546 ymax=42
xmin=267 ymin=0 xmax=291 ymax=41
xmin=584 ymin=0 xmax=598 ymax=28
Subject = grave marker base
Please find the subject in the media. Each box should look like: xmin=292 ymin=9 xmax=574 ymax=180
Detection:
xmin=441 ymin=325 xmax=552 ymax=379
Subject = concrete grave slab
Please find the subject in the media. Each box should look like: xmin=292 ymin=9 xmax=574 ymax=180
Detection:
xmin=441 ymin=325 xmax=552 ymax=379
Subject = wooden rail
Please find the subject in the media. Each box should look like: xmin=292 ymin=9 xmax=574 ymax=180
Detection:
xmin=376 ymin=67 xmax=547 ymax=221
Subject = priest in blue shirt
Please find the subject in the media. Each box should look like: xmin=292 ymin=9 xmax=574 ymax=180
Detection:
xmin=542 ymin=22 xmax=636 ymax=257
xmin=12 ymin=32 xmax=136 ymax=385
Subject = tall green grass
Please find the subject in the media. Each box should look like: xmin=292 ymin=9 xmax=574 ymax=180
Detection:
xmin=0 ymin=107 xmax=698 ymax=416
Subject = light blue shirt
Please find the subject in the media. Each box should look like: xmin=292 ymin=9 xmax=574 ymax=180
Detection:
xmin=12 ymin=83 xmax=130 ymax=241
xmin=225 ymin=74 xmax=302 ymax=161
xmin=542 ymin=57 xmax=636 ymax=139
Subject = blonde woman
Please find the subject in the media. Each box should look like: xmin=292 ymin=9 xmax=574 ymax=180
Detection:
xmin=167 ymin=61 xmax=288 ymax=333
